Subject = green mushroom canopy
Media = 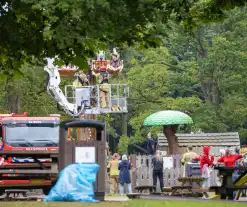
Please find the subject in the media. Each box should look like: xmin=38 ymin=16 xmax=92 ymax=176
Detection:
xmin=143 ymin=110 xmax=193 ymax=126
xmin=143 ymin=110 xmax=193 ymax=155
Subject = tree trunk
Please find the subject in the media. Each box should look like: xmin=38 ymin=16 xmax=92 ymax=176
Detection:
xmin=163 ymin=125 xmax=179 ymax=155
xmin=8 ymin=95 xmax=21 ymax=113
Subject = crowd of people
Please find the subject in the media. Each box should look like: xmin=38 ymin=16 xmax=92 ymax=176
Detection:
xmin=181 ymin=145 xmax=247 ymax=198
xmin=106 ymin=150 xmax=165 ymax=196
xmin=107 ymin=146 xmax=247 ymax=197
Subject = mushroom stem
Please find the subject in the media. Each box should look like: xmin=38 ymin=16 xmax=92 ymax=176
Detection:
xmin=163 ymin=125 xmax=180 ymax=155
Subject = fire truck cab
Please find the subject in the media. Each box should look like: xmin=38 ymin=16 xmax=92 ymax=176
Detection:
xmin=0 ymin=112 xmax=59 ymax=195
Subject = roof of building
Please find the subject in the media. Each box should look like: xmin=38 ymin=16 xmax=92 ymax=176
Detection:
xmin=157 ymin=132 xmax=240 ymax=147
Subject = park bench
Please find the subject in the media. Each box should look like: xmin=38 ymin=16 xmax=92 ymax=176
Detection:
xmin=5 ymin=189 xmax=29 ymax=198
xmin=210 ymin=185 xmax=247 ymax=199
xmin=191 ymin=188 xmax=210 ymax=198
xmin=135 ymin=185 xmax=156 ymax=194
xmin=171 ymin=177 xmax=206 ymax=197
xmin=162 ymin=187 xmax=172 ymax=195
xmin=210 ymin=166 xmax=247 ymax=200
xmin=2 ymin=189 xmax=37 ymax=201
xmin=178 ymin=177 xmax=205 ymax=186
xmin=127 ymin=193 xmax=141 ymax=199
xmin=171 ymin=185 xmax=194 ymax=196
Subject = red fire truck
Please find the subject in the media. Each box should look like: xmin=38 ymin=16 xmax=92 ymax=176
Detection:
xmin=0 ymin=112 xmax=59 ymax=195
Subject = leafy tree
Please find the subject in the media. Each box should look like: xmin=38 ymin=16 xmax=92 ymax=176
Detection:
xmin=2 ymin=2 xmax=247 ymax=152
xmin=117 ymin=135 xmax=129 ymax=155
xmin=125 ymin=46 xmax=203 ymax=148
xmin=0 ymin=63 xmax=62 ymax=116
xmin=0 ymin=0 xmax=168 ymax=77
xmin=120 ymin=6 xmax=247 ymax=152
xmin=1 ymin=0 xmax=246 ymax=78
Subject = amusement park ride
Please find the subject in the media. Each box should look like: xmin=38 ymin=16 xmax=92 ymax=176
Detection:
xmin=45 ymin=49 xmax=128 ymax=117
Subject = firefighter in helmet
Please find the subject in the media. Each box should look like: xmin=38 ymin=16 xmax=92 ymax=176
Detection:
xmin=99 ymin=66 xmax=110 ymax=108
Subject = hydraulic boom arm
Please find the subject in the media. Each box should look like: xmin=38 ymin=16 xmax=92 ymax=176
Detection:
xmin=44 ymin=59 xmax=84 ymax=117
xmin=44 ymin=57 xmax=128 ymax=116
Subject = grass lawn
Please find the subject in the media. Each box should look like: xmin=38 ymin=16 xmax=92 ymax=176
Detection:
xmin=0 ymin=200 xmax=246 ymax=207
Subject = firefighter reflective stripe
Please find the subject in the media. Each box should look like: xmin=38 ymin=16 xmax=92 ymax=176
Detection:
xmin=100 ymin=83 xmax=109 ymax=92
xmin=111 ymin=106 xmax=122 ymax=111
xmin=12 ymin=157 xmax=51 ymax=163
xmin=73 ymin=80 xmax=81 ymax=87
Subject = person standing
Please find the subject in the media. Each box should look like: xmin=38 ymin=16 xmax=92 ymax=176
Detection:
xmin=217 ymin=148 xmax=247 ymax=167
xmin=107 ymin=153 xmax=120 ymax=196
xmin=200 ymin=146 xmax=214 ymax=189
xmin=152 ymin=150 xmax=164 ymax=192
xmin=240 ymin=154 xmax=247 ymax=197
xmin=181 ymin=145 xmax=198 ymax=177
xmin=216 ymin=149 xmax=226 ymax=186
xmin=233 ymin=147 xmax=246 ymax=198
xmin=99 ymin=72 xmax=109 ymax=108
xmin=147 ymin=132 xmax=155 ymax=155
xmin=118 ymin=154 xmax=132 ymax=196
xmin=217 ymin=147 xmax=247 ymax=198
xmin=219 ymin=149 xmax=226 ymax=157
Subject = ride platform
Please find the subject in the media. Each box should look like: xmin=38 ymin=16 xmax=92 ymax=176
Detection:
xmin=65 ymin=84 xmax=128 ymax=115
xmin=58 ymin=66 xmax=79 ymax=77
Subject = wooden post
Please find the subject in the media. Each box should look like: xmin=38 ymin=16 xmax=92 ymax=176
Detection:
xmin=130 ymin=154 xmax=137 ymax=193
xmin=77 ymin=114 xmax=97 ymax=141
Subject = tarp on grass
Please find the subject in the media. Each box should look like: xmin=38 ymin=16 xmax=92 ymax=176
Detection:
xmin=44 ymin=163 xmax=99 ymax=202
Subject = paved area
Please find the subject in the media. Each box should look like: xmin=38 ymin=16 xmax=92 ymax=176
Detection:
xmin=0 ymin=191 xmax=45 ymax=201
xmin=0 ymin=191 xmax=130 ymax=202
xmin=0 ymin=190 xmax=246 ymax=203
xmin=105 ymin=196 xmax=130 ymax=202
xmin=140 ymin=195 xmax=247 ymax=203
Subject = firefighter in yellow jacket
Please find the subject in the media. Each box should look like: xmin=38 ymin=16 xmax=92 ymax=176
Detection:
xmin=73 ymin=72 xmax=89 ymax=87
xmin=99 ymin=72 xmax=110 ymax=108
xmin=181 ymin=145 xmax=198 ymax=176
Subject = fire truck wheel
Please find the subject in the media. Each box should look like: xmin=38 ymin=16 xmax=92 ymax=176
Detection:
xmin=43 ymin=188 xmax=51 ymax=195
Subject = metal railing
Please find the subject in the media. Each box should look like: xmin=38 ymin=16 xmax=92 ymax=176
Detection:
xmin=65 ymin=84 xmax=128 ymax=113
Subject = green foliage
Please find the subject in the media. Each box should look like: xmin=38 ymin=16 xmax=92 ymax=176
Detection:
xmin=1 ymin=0 xmax=246 ymax=77
xmin=0 ymin=0 xmax=169 ymax=75
xmin=189 ymin=0 xmax=247 ymax=24
xmin=117 ymin=135 xmax=130 ymax=155
xmin=121 ymin=6 xmax=247 ymax=144
xmin=2 ymin=1 xmax=247 ymax=149
xmin=97 ymin=114 xmax=116 ymax=137
xmin=123 ymin=46 xmax=204 ymax=143
xmin=0 ymin=62 xmax=63 ymax=116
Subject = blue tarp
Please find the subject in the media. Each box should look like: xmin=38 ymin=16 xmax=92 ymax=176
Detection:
xmin=44 ymin=163 xmax=99 ymax=202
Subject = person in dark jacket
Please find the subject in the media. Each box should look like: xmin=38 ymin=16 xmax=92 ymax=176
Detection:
xmin=118 ymin=154 xmax=132 ymax=196
xmin=152 ymin=150 xmax=164 ymax=192
xmin=147 ymin=132 xmax=155 ymax=155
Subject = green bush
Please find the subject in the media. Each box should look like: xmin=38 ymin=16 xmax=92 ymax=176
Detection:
xmin=117 ymin=135 xmax=130 ymax=155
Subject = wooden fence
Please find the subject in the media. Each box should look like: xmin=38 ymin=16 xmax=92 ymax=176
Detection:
xmin=105 ymin=154 xmax=220 ymax=194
